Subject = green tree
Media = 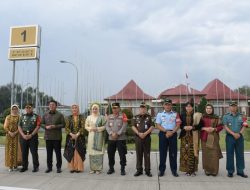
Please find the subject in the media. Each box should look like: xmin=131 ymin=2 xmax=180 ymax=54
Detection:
xmin=197 ymin=97 xmax=207 ymax=114
xmin=0 ymin=83 xmax=57 ymax=115
xmin=121 ymin=108 xmax=134 ymax=143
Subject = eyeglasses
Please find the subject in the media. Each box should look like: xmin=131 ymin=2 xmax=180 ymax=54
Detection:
xmin=25 ymin=106 xmax=32 ymax=109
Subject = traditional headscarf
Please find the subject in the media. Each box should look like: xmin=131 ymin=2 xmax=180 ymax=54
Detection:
xmin=91 ymin=103 xmax=100 ymax=116
xmin=203 ymin=104 xmax=218 ymax=119
xmin=71 ymin=104 xmax=79 ymax=116
xmin=10 ymin=104 xmax=19 ymax=116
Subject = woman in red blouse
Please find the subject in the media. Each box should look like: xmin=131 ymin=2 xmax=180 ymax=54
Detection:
xmin=201 ymin=104 xmax=223 ymax=176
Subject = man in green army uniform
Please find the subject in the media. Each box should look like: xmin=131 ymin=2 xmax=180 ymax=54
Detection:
xmin=18 ymin=103 xmax=41 ymax=172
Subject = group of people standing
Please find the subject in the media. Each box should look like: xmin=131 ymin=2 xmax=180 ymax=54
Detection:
xmin=156 ymin=99 xmax=248 ymax=178
xmin=3 ymin=98 xmax=249 ymax=178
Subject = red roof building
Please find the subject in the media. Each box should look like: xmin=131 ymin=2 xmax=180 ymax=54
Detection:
xmin=202 ymin=78 xmax=249 ymax=100
xmin=158 ymin=84 xmax=206 ymax=104
xmin=104 ymin=80 xmax=155 ymax=115
xmin=202 ymin=79 xmax=250 ymax=115
xmin=104 ymin=80 xmax=154 ymax=101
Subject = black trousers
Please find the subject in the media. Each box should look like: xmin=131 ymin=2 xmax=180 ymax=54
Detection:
xmin=46 ymin=140 xmax=62 ymax=169
xmin=107 ymin=140 xmax=127 ymax=169
xmin=159 ymin=132 xmax=177 ymax=174
xmin=20 ymin=134 xmax=39 ymax=169
xmin=135 ymin=136 xmax=151 ymax=172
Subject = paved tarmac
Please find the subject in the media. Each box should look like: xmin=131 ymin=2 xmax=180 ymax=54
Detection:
xmin=0 ymin=147 xmax=249 ymax=190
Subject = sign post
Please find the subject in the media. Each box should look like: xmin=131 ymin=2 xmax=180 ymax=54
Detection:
xmin=9 ymin=25 xmax=41 ymax=113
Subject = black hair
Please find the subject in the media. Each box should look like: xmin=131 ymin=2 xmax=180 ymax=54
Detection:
xmin=185 ymin=101 xmax=194 ymax=108
xmin=49 ymin=100 xmax=58 ymax=106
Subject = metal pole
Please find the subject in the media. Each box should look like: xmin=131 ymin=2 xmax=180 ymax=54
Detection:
xmin=11 ymin=61 xmax=16 ymax=106
xmin=76 ymin=65 xmax=79 ymax=104
xmin=59 ymin=60 xmax=79 ymax=104
xmin=36 ymin=59 xmax=40 ymax=114
xmin=21 ymin=88 xmax=23 ymax=113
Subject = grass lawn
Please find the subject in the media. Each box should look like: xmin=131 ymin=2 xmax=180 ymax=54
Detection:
xmin=1 ymin=130 xmax=250 ymax=151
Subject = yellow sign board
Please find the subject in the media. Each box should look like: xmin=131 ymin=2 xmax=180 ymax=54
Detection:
xmin=8 ymin=47 xmax=39 ymax=60
xmin=9 ymin=25 xmax=40 ymax=47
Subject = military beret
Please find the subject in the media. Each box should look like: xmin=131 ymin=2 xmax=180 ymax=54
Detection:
xmin=229 ymin=101 xmax=238 ymax=106
xmin=163 ymin=99 xmax=172 ymax=104
xmin=112 ymin=102 xmax=120 ymax=108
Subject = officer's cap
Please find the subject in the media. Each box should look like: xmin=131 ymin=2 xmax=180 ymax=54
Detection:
xmin=229 ymin=101 xmax=238 ymax=106
xmin=112 ymin=102 xmax=120 ymax=108
xmin=140 ymin=102 xmax=147 ymax=108
xmin=163 ymin=99 xmax=172 ymax=105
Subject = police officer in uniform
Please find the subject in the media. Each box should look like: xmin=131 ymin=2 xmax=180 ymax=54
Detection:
xmin=156 ymin=99 xmax=181 ymax=177
xmin=223 ymin=101 xmax=248 ymax=178
xmin=18 ymin=103 xmax=41 ymax=172
xmin=132 ymin=102 xmax=154 ymax=177
xmin=105 ymin=102 xmax=128 ymax=175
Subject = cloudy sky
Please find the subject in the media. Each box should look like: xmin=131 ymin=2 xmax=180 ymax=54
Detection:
xmin=1 ymin=0 xmax=250 ymax=108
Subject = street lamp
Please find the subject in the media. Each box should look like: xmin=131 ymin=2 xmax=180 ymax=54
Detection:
xmin=59 ymin=60 xmax=79 ymax=104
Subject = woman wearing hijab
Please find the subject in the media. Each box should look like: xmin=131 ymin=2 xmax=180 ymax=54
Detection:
xmin=179 ymin=102 xmax=202 ymax=176
xmin=4 ymin=104 xmax=22 ymax=171
xmin=85 ymin=103 xmax=106 ymax=174
xmin=64 ymin=104 xmax=87 ymax=173
xmin=201 ymin=104 xmax=223 ymax=176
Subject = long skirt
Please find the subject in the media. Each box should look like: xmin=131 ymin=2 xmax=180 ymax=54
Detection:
xmin=5 ymin=135 xmax=22 ymax=168
xmin=180 ymin=133 xmax=198 ymax=173
xmin=201 ymin=133 xmax=223 ymax=175
xmin=89 ymin=154 xmax=104 ymax=171
xmin=68 ymin=150 xmax=84 ymax=172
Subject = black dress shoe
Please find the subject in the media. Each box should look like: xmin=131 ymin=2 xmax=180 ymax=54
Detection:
xmin=45 ymin=168 xmax=52 ymax=173
xmin=227 ymin=173 xmax=233 ymax=177
xmin=20 ymin=168 xmax=28 ymax=172
xmin=121 ymin=170 xmax=126 ymax=176
xmin=172 ymin=172 xmax=179 ymax=177
xmin=107 ymin=169 xmax=115 ymax=175
xmin=134 ymin=171 xmax=143 ymax=177
xmin=57 ymin=168 xmax=62 ymax=173
xmin=158 ymin=171 xmax=164 ymax=177
xmin=237 ymin=173 xmax=248 ymax=178
xmin=70 ymin=170 xmax=75 ymax=173
xmin=145 ymin=172 xmax=152 ymax=177
xmin=32 ymin=167 xmax=39 ymax=172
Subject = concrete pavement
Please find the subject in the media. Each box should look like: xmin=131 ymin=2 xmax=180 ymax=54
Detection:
xmin=0 ymin=147 xmax=249 ymax=190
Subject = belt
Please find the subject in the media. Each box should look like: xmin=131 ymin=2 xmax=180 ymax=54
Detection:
xmin=23 ymin=130 xmax=34 ymax=134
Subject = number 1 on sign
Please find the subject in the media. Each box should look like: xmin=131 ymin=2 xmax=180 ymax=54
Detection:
xmin=21 ymin=30 xmax=26 ymax=42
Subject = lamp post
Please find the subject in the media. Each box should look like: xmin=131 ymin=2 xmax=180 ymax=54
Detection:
xmin=59 ymin=60 xmax=79 ymax=104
